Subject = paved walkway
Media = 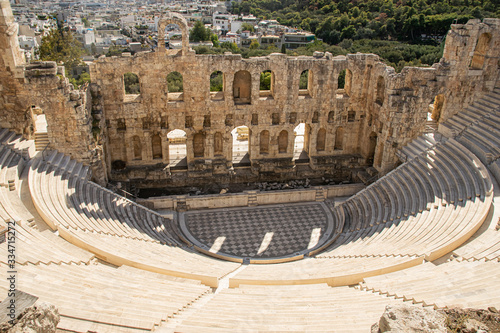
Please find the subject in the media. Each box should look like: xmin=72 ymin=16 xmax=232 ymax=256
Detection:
xmin=181 ymin=202 xmax=334 ymax=260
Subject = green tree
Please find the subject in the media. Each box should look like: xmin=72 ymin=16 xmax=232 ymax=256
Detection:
xmin=337 ymin=69 xmax=346 ymax=89
xmin=167 ymin=71 xmax=183 ymax=93
xmin=299 ymin=70 xmax=309 ymax=89
xmin=241 ymin=22 xmax=255 ymax=32
xmin=210 ymin=71 xmax=223 ymax=91
xmin=82 ymin=17 xmax=90 ymax=28
xmin=211 ymin=34 xmax=220 ymax=47
xmin=190 ymin=20 xmax=211 ymax=42
xmin=36 ymin=27 xmax=83 ymax=70
xmin=250 ymin=40 xmax=260 ymax=49
xmin=260 ymin=71 xmax=272 ymax=90
xmin=106 ymin=45 xmax=124 ymax=57
xmin=220 ymin=42 xmax=241 ymax=53
xmin=124 ymin=72 xmax=140 ymax=94
xmin=281 ymin=44 xmax=286 ymax=54
xmin=69 ymin=71 xmax=91 ymax=88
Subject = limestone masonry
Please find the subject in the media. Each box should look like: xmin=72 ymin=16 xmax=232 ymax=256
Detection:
xmin=1 ymin=0 xmax=499 ymax=188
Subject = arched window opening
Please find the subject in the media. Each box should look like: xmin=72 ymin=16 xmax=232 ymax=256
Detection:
xmin=210 ymin=70 xmax=224 ymax=101
xmin=316 ymin=128 xmax=326 ymax=152
xmin=167 ymin=129 xmax=187 ymax=169
xmin=375 ymin=76 xmax=385 ymax=106
xmin=293 ymin=123 xmax=310 ymax=162
xmin=260 ymin=130 xmax=269 ymax=154
xmin=278 ymin=130 xmax=288 ymax=153
xmin=193 ymin=133 xmax=205 ymax=158
xmin=251 ymin=113 xmax=258 ymax=125
xmin=337 ymin=69 xmax=346 ymax=90
xmin=132 ymin=135 xmax=142 ymax=160
xmin=312 ymin=111 xmax=319 ymax=123
xmin=272 ymin=113 xmax=280 ymax=125
xmin=299 ymin=69 xmax=312 ymax=97
xmin=231 ymin=126 xmax=250 ymax=166
xmin=214 ymin=132 xmax=223 ymax=155
xmin=151 ymin=134 xmax=162 ymax=160
xmin=259 ymin=69 xmax=274 ymax=99
xmin=167 ymin=71 xmax=183 ymax=101
xmin=117 ymin=118 xmax=126 ymax=131
xmin=334 ymin=127 xmax=344 ymax=150
xmin=233 ymin=70 xmax=251 ymax=104
xmin=123 ymin=72 xmax=140 ymax=96
xmin=328 ymin=111 xmax=335 ymax=123
xmin=429 ymin=94 xmax=444 ymax=122
xmin=348 ymin=111 xmax=356 ymax=122
xmin=470 ymin=33 xmax=491 ymax=70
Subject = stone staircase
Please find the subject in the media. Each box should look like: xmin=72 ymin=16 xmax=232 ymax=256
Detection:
xmin=398 ymin=134 xmax=439 ymax=162
xmin=424 ymin=119 xmax=438 ymax=133
xmin=34 ymin=114 xmax=49 ymax=151
xmin=34 ymin=131 xmax=49 ymax=151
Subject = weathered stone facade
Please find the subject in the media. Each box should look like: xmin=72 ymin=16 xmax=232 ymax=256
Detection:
xmin=0 ymin=0 xmax=499 ymax=188
xmin=0 ymin=0 xmax=99 ymax=175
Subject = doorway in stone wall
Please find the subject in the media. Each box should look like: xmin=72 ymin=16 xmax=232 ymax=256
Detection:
xmin=367 ymin=132 xmax=377 ymax=165
xmin=31 ymin=106 xmax=48 ymax=152
xmin=231 ymin=126 xmax=251 ymax=166
xmin=293 ymin=123 xmax=310 ymax=163
xmin=167 ymin=129 xmax=187 ymax=169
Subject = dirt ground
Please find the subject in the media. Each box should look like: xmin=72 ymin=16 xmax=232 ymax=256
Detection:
xmin=443 ymin=307 xmax=500 ymax=332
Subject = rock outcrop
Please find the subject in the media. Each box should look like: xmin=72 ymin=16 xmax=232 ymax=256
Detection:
xmin=0 ymin=302 xmax=60 ymax=333
xmin=372 ymin=304 xmax=447 ymax=333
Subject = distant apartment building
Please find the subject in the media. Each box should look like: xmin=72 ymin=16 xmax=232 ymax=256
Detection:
xmin=75 ymin=28 xmax=96 ymax=50
xmin=18 ymin=35 xmax=37 ymax=61
xmin=282 ymin=32 xmax=315 ymax=49
xmin=212 ymin=12 xmax=235 ymax=34
xmin=259 ymin=35 xmax=280 ymax=48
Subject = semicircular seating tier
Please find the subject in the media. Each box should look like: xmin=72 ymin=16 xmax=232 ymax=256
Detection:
xmin=0 ymin=129 xmax=94 ymax=266
xmin=0 ymin=262 xmax=212 ymax=332
xmin=28 ymin=150 xmax=240 ymax=287
xmin=0 ymin=82 xmax=498 ymax=332
xmin=433 ymin=86 xmax=500 ymax=262
xmin=361 ymin=259 xmax=500 ymax=310
xmin=228 ymin=138 xmax=493 ymax=286
xmin=171 ymin=284 xmax=408 ymax=333
xmin=25 ymin=121 xmax=494 ymax=288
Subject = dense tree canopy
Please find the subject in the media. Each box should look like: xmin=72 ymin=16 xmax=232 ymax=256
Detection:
xmin=36 ymin=27 xmax=83 ymax=70
xmin=260 ymin=70 xmax=272 ymax=90
xmin=231 ymin=0 xmax=499 ymax=44
xmin=190 ymin=20 xmax=213 ymax=42
xmin=194 ymin=38 xmax=442 ymax=72
xmin=167 ymin=71 xmax=183 ymax=93
xmin=210 ymin=71 xmax=224 ymax=91
xmin=124 ymin=72 xmax=140 ymax=94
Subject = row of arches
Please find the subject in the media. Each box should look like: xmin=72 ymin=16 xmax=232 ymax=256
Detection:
xmin=127 ymin=125 xmax=346 ymax=167
xmin=123 ymin=69 xmax=391 ymax=108
xmin=124 ymin=71 xmax=183 ymax=96
xmin=122 ymin=69 xmax=360 ymax=103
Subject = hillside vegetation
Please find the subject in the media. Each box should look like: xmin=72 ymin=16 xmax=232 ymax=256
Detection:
xmin=204 ymin=0 xmax=500 ymax=71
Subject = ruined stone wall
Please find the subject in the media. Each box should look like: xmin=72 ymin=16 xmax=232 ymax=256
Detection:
xmin=1 ymin=0 xmax=499 ymax=188
xmin=91 ymin=17 xmax=500 ymax=187
xmin=0 ymin=0 xmax=101 ymax=177
xmin=0 ymin=0 xmax=29 ymax=136
xmin=90 ymin=44 xmax=450 ymax=185
xmin=439 ymin=18 xmax=500 ymax=123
